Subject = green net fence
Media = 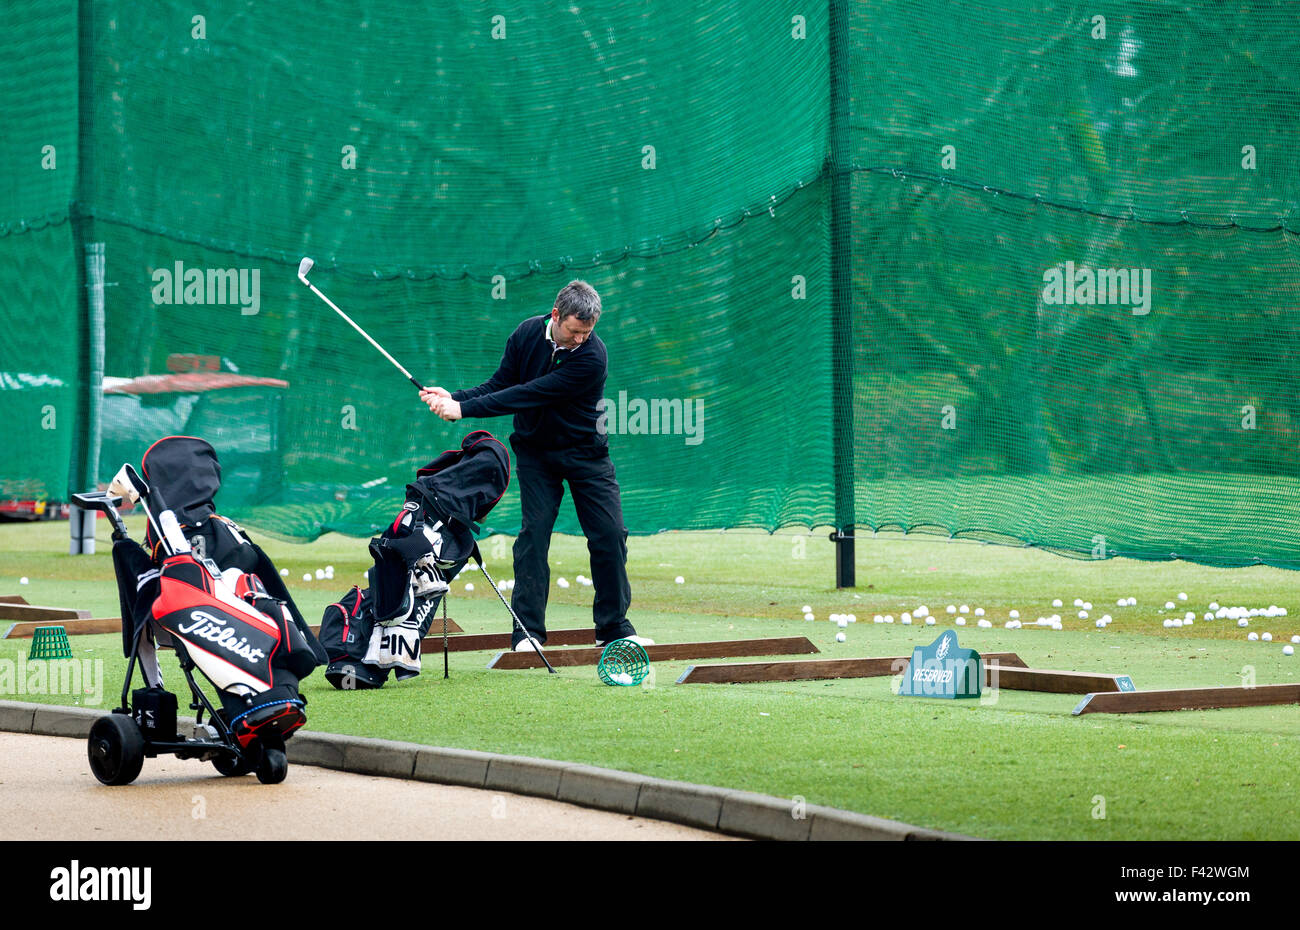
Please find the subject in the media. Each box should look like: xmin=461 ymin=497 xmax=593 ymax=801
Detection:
xmin=1 ymin=2 xmax=1298 ymax=568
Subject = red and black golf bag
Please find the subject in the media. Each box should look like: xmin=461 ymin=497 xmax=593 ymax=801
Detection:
xmin=319 ymin=430 xmax=510 ymax=689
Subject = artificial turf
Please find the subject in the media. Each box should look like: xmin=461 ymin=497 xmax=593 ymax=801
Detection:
xmin=2 ymin=515 xmax=1297 ymax=839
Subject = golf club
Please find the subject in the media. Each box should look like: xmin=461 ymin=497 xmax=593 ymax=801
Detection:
xmin=296 ymin=256 xmax=425 ymax=392
xmin=472 ymin=544 xmax=556 ymax=673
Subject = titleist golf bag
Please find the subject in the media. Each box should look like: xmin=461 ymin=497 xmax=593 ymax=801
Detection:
xmin=319 ymin=430 xmax=510 ymax=689
xmin=81 ymin=437 xmax=323 ymax=785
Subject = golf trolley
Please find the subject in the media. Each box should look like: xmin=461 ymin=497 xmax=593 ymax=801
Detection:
xmin=76 ymin=461 xmax=316 ymax=786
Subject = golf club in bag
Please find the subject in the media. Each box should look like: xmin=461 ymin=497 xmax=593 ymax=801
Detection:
xmin=79 ymin=459 xmax=319 ymax=786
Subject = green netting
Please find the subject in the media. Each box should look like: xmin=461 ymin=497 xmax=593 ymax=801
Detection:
xmin=0 ymin=1 xmax=80 ymax=505
xmin=849 ymin=2 xmax=1300 ymax=567
xmin=3 ymin=2 xmax=1299 ymax=569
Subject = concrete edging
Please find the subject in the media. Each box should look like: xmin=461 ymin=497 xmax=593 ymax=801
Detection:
xmin=0 ymin=699 xmax=976 ymax=841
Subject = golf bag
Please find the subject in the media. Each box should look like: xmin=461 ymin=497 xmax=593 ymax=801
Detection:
xmin=139 ymin=436 xmax=328 ymax=668
xmin=83 ymin=444 xmax=321 ymax=785
xmin=320 ymin=430 xmax=510 ymax=689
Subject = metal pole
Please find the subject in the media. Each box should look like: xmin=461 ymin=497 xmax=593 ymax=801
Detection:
xmin=829 ymin=0 xmax=856 ymax=587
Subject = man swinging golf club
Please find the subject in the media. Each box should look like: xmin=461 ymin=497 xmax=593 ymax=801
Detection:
xmin=421 ymin=281 xmax=653 ymax=652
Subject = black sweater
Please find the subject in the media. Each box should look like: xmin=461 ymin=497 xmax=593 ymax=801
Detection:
xmin=452 ymin=314 xmax=609 ymax=451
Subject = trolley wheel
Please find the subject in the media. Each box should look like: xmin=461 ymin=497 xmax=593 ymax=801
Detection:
xmin=87 ymin=714 xmax=145 ymax=786
xmin=212 ymin=750 xmax=255 ymax=777
xmin=256 ymin=747 xmax=287 ymax=785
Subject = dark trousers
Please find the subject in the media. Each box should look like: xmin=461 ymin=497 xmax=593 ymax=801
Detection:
xmin=509 ymin=439 xmax=634 ymax=645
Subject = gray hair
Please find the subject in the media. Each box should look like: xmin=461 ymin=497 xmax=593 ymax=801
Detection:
xmin=554 ymin=280 xmax=602 ymax=323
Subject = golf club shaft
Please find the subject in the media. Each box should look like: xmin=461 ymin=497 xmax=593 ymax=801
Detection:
xmin=474 ymin=552 xmax=555 ymax=673
xmin=303 ymin=280 xmax=424 ymax=391
xmin=442 ymin=592 xmax=449 ymax=679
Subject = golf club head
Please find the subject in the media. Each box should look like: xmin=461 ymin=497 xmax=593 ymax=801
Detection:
xmin=297 ymin=256 xmax=315 ymax=283
xmin=108 ymin=464 xmax=143 ymax=505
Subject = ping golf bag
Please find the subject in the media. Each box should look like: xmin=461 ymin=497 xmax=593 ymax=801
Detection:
xmin=319 ymin=430 xmax=510 ymax=689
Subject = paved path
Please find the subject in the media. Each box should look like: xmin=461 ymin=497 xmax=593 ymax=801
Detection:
xmin=0 ymin=732 xmax=734 ymax=841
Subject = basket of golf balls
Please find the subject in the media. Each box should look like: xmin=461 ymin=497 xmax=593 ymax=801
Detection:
xmin=597 ymin=638 xmax=650 ymax=687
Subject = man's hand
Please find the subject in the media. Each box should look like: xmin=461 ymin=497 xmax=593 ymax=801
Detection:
xmin=420 ymin=386 xmax=451 ymax=415
xmin=434 ymin=398 xmax=463 ymax=422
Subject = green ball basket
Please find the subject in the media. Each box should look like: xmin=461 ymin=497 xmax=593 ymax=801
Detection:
xmin=597 ymin=639 xmax=650 ymax=687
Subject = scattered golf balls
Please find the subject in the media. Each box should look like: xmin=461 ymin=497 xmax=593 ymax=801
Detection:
xmin=884 ymin=615 xmax=894 ymax=623
xmin=465 ymin=582 xmax=474 ymax=591
xmin=675 ymin=576 xmax=684 ymax=584
xmin=1285 ymin=646 xmax=1295 ymax=656
xmin=835 ymin=632 xmax=846 ymax=643
xmin=977 ymin=619 xmax=992 ymax=628
xmin=609 ymin=672 xmax=634 ymax=685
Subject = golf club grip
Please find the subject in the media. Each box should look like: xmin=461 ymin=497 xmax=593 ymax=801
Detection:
xmin=409 ymin=375 xmax=426 ymax=392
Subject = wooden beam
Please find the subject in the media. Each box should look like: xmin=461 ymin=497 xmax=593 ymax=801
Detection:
xmin=3 ymin=618 xmax=122 ymax=639
xmin=1073 ymin=683 xmax=1300 ymax=715
xmin=0 ymin=604 xmax=91 ymax=621
xmin=0 ymin=595 xmax=31 ymax=605
xmin=985 ymin=665 xmax=1134 ymax=694
xmin=488 ymin=636 xmax=821 ymax=670
xmin=675 ymin=652 xmax=1028 ymax=684
xmin=419 ymin=627 xmax=596 ymax=655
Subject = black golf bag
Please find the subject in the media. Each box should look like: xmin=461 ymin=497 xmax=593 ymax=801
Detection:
xmin=320 ymin=430 xmax=510 ymax=689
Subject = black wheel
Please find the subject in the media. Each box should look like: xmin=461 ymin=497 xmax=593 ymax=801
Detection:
xmin=87 ymin=714 xmax=145 ymax=786
xmin=256 ymin=747 xmax=287 ymax=785
xmin=212 ymin=750 xmax=254 ymax=777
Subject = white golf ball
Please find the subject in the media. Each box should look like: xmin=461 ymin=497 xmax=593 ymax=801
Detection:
xmin=901 ymin=612 xmax=912 ymax=623
xmin=1291 ymin=635 xmax=1300 ymax=644
xmin=1101 ymin=614 xmax=1111 ymax=623
xmin=1262 ymin=632 xmax=1273 ymax=642
xmin=302 ymin=574 xmax=312 ymax=582
xmin=1095 ymin=619 xmax=1106 ymax=628
xmin=802 ymin=605 xmax=812 ymax=614
xmin=1209 ymin=601 xmax=1220 ymax=611
xmin=873 ymin=615 xmax=883 ymax=623
xmin=557 ymin=578 xmax=569 ymax=588
xmin=1184 ymin=612 xmax=1194 ymax=622
xmin=1164 ymin=601 xmax=1175 ymax=610
xmin=1238 ymin=619 xmax=1249 ymax=628
xmin=946 ymin=605 xmax=957 ymax=614
xmin=1178 ymin=592 xmax=1187 ymax=601
xmin=1171 ymin=619 xmax=1183 ymax=628
xmin=1009 ymin=609 xmax=1020 ymax=619
xmin=674 ymin=576 xmax=684 ymax=584
xmin=884 ymin=615 xmax=894 ymax=623
xmin=1073 ymin=598 xmax=1083 ymax=607
xmin=1052 ymin=599 xmax=1063 ymax=608
xmin=916 ymin=606 xmax=928 ymax=617
xmin=959 ymin=604 xmax=969 ymax=614
xmin=326 ymin=565 xmax=334 ymax=573
xmin=837 ymin=618 xmax=849 ymax=629
xmin=465 ymin=582 xmax=474 ymax=592
xmin=956 ymin=617 xmax=966 ymax=626
xmin=1128 ymin=597 xmax=1137 ymax=606
xmin=19 ymin=577 xmax=28 ymax=585
xmin=835 ymin=632 xmax=846 ymax=643
xmin=1247 ymin=632 xmax=1259 ymax=641
xmin=315 ymin=569 xmax=325 ymax=580
xmin=1163 ymin=619 xmax=1173 ymax=628
xmin=925 ymin=617 xmax=935 ymax=625
xmin=974 ymin=607 xmax=985 ymax=617
xmin=847 ymin=614 xmax=856 ymax=623
xmin=803 ymin=612 xmax=814 ymax=622
xmin=1285 ymin=646 xmax=1295 ymax=656
xmin=1116 ymin=599 xmax=1126 ymax=607
xmin=1083 ymin=602 xmax=1092 ymax=611
xmin=978 ymin=619 xmax=992 ymax=628
xmin=1078 ymin=611 xmax=1088 ymax=619
xmin=1204 ymin=613 xmax=1213 ymax=621
xmin=279 ymin=568 xmax=289 ymax=577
